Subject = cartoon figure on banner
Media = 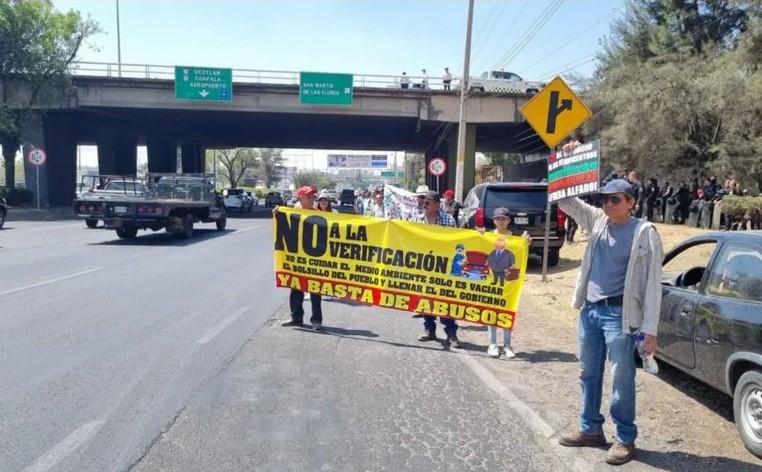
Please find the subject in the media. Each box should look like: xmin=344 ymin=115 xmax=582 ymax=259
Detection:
xmin=450 ymin=244 xmax=466 ymax=277
xmin=487 ymin=237 xmax=519 ymax=285
xmin=462 ymin=250 xmax=490 ymax=281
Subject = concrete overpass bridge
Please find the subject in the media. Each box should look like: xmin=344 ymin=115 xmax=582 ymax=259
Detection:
xmin=16 ymin=62 xmax=546 ymax=205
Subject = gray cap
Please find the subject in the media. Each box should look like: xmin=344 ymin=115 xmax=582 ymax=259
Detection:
xmin=600 ymin=179 xmax=635 ymax=197
xmin=493 ymin=207 xmax=510 ymax=219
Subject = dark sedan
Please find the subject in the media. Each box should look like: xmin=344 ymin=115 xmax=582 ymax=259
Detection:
xmin=658 ymin=231 xmax=762 ymax=457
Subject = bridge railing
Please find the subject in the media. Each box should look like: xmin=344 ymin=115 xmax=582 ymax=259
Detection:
xmin=69 ymin=61 xmax=443 ymax=90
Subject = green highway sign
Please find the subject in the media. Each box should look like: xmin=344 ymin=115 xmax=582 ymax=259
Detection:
xmin=300 ymin=72 xmax=353 ymax=106
xmin=381 ymin=171 xmax=405 ymax=177
xmin=175 ymin=66 xmax=233 ymax=102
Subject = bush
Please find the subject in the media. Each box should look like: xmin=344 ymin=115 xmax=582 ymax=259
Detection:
xmin=720 ymin=195 xmax=762 ymax=218
xmin=0 ymin=187 xmax=34 ymax=205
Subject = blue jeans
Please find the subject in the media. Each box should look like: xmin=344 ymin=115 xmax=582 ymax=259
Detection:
xmin=577 ymin=301 xmax=638 ymax=445
xmin=488 ymin=326 xmax=512 ymax=347
xmin=423 ymin=315 xmax=458 ymax=337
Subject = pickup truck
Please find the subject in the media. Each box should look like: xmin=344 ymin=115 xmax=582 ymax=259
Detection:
xmin=74 ymin=173 xmax=227 ymax=239
xmin=74 ymin=176 xmax=145 ymax=228
xmin=456 ymin=70 xmax=546 ymax=95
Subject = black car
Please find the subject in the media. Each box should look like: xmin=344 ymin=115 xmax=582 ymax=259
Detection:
xmin=340 ymin=189 xmax=356 ymax=207
xmin=0 ymin=195 xmax=7 ymax=229
xmin=658 ymin=231 xmax=762 ymax=457
xmin=460 ymin=182 xmax=566 ymax=266
xmin=265 ymin=191 xmax=284 ymax=207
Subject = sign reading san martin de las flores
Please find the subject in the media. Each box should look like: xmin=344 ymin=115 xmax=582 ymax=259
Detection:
xmin=547 ymin=140 xmax=600 ymax=203
xmin=175 ymin=66 xmax=233 ymax=102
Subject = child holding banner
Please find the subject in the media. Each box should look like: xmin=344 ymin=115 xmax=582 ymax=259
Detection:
xmin=478 ymin=207 xmax=530 ymax=359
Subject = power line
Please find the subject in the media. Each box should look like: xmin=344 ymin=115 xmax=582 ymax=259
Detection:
xmin=475 ymin=0 xmax=529 ymax=73
xmin=536 ymin=54 xmax=596 ymax=81
xmin=493 ymin=0 xmax=564 ymax=71
xmin=470 ymin=0 xmax=502 ymax=58
xmin=471 ymin=1 xmax=511 ymax=67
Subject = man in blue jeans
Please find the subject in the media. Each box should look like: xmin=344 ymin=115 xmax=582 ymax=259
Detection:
xmin=556 ymin=179 xmax=663 ymax=465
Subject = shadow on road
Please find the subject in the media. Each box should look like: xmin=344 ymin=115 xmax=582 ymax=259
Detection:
xmin=324 ymin=297 xmax=369 ymax=307
xmin=515 ymin=349 xmax=578 ymax=363
xmin=655 ymin=360 xmax=735 ymax=422
xmin=525 ymin=254 xmax=581 ymax=275
xmin=635 ymin=449 xmax=760 ymax=471
xmin=88 ymin=228 xmax=234 ymax=247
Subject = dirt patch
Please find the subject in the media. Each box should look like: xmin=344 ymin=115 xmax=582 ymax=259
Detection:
xmin=458 ymin=223 xmax=762 ymax=468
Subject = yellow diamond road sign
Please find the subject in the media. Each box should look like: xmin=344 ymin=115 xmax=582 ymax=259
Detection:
xmin=520 ymin=76 xmax=592 ymax=149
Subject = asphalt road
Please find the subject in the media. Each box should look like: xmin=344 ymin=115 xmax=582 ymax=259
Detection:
xmin=0 ymin=212 xmax=283 ymax=472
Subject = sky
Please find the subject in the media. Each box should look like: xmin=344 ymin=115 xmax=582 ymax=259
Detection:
xmin=47 ymin=0 xmax=626 ymax=170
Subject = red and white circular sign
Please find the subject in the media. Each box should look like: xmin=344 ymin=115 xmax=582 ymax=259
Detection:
xmin=428 ymin=157 xmax=447 ymax=176
xmin=28 ymin=148 xmax=47 ymax=166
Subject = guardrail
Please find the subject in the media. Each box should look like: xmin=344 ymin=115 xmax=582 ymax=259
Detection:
xmin=69 ymin=61 xmax=449 ymax=90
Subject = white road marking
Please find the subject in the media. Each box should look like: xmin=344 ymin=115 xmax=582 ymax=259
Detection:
xmin=459 ymin=355 xmax=595 ymax=472
xmin=232 ymin=225 xmax=261 ymax=234
xmin=23 ymin=420 xmax=105 ymax=472
xmin=0 ymin=267 xmax=104 ymax=296
xmin=197 ymin=307 xmax=250 ymax=344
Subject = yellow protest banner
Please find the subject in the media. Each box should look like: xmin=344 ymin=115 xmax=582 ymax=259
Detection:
xmin=273 ymin=208 xmax=529 ymax=329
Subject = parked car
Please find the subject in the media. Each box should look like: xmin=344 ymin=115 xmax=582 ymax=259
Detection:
xmin=340 ymin=189 xmax=356 ymax=207
xmin=223 ymin=188 xmax=254 ymax=212
xmin=454 ymin=70 xmax=546 ymax=94
xmin=265 ymin=191 xmax=284 ymax=207
xmin=0 ymin=195 xmax=7 ymax=229
xmin=459 ymin=182 xmax=565 ymax=266
xmin=658 ymin=231 xmax=762 ymax=457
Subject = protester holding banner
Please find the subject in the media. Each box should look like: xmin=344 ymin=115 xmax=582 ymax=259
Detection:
xmin=556 ymin=179 xmax=663 ymax=465
xmin=281 ymin=185 xmax=325 ymax=331
xmin=410 ymin=191 xmax=461 ymax=347
xmin=365 ymin=187 xmax=386 ymax=218
xmin=317 ymin=190 xmax=338 ymax=213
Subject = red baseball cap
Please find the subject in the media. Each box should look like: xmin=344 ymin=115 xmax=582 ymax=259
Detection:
xmin=296 ymin=186 xmax=317 ymax=198
xmin=443 ymin=190 xmax=455 ymax=198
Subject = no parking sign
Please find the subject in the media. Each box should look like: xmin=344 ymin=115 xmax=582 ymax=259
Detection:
xmin=28 ymin=148 xmax=47 ymax=166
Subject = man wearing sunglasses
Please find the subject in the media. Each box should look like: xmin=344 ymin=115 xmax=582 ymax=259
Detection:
xmin=556 ymin=179 xmax=663 ymax=466
xmin=411 ymin=191 xmax=460 ymax=347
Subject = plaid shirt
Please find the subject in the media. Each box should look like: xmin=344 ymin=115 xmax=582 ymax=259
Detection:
xmin=411 ymin=208 xmax=457 ymax=227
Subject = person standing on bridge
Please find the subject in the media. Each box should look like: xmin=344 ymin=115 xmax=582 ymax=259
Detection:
xmin=556 ymin=179 xmax=663 ymax=465
xmin=443 ymin=67 xmax=452 ymax=90
xmin=400 ymin=72 xmax=410 ymax=89
xmin=411 ymin=191 xmax=461 ymax=348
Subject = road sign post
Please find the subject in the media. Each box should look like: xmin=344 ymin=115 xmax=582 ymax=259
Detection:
xmin=428 ymin=157 xmax=447 ymax=194
xmin=175 ymin=66 xmax=233 ymax=102
xmin=28 ymin=148 xmax=47 ymax=209
xmin=299 ymin=72 xmax=353 ymax=106
xmin=520 ymin=76 xmax=593 ymax=282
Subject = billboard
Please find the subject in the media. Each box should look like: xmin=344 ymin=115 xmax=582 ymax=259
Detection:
xmin=328 ymin=154 xmax=388 ymax=169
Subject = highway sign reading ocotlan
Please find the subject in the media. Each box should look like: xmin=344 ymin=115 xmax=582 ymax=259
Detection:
xmin=175 ymin=66 xmax=233 ymax=102
xmin=300 ymin=72 xmax=353 ymax=106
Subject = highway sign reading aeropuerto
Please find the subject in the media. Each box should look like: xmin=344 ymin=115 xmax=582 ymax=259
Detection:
xmin=547 ymin=140 xmax=600 ymax=203
xmin=300 ymin=72 xmax=353 ymax=106
xmin=175 ymin=66 xmax=233 ymax=102
xmin=520 ymin=76 xmax=592 ymax=149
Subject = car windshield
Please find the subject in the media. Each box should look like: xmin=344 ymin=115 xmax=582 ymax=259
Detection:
xmin=484 ymin=188 xmax=547 ymax=209
xmin=105 ymin=181 xmax=144 ymax=192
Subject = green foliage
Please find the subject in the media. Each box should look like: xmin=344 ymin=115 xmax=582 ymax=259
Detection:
xmin=259 ymin=148 xmax=285 ymax=189
xmin=585 ymin=0 xmax=762 ymax=193
xmin=720 ymin=195 xmax=762 ymax=217
xmin=215 ymin=148 xmax=259 ymax=189
xmin=0 ymin=186 xmax=33 ymax=205
xmin=483 ymin=152 xmax=523 ymax=166
xmin=292 ymin=170 xmax=336 ymax=190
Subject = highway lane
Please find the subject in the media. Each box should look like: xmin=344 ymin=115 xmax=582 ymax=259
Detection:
xmin=0 ymin=215 xmax=281 ymax=472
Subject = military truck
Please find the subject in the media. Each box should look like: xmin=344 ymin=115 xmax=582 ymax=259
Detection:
xmin=74 ymin=173 xmax=227 ymax=239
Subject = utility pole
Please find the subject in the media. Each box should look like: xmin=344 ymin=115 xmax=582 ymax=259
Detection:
xmin=454 ymin=0 xmax=475 ymax=202
xmin=116 ymin=0 xmax=122 ymax=77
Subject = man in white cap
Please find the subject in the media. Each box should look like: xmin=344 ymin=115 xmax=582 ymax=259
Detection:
xmin=406 ymin=184 xmax=430 ymax=221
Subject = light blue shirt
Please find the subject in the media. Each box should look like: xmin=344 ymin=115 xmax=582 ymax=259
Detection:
xmin=587 ymin=217 xmax=639 ymax=302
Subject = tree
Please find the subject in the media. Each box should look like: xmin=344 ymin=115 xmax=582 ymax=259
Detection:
xmin=483 ymin=152 xmax=523 ymax=166
xmin=259 ymin=148 xmax=284 ymax=188
xmin=0 ymin=0 xmax=100 ymax=190
xmin=292 ymin=170 xmax=336 ymax=190
xmin=216 ymin=148 xmax=259 ymax=189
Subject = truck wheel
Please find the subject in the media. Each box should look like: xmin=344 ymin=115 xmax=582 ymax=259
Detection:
xmin=0 ymin=209 xmax=5 ymax=229
xmin=548 ymin=249 xmax=560 ymax=267
xmin=85 ymin=219 xmax=98 ymax=228
xmin=734 ymin=370 xmax=762 ymax=458
xmin=216 ymin=215 xmax=227 ymax=231
xmin=182 ymin=214 xmax=194 ymax=239
xmin=116 ymin=227 xmax=138 ymax=239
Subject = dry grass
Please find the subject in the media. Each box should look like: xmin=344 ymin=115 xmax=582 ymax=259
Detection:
xmin=521 ymin=223 xmax=713 ymax=325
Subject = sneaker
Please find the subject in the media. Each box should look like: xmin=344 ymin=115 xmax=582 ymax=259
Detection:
xmin=418 ymin=331 xmax=437 ymax=342
xmin=411 ymin=313 xmax=424 ymax=318
xmin=606 ymin=442 xmax=635 ymax=465
xmin=503 ymin=346 xmax=516 ymax=359
xmin=312 ymin=323 xmax=323 ymax=331
xmin=446 ymin=335 xmax=462 ymax=348
xmin=281 ymin=320 xmax=303 ymax=327
xmin=558 ymin=431 xmax=606 ymax=448
xmin=487 ymin=344 xmax=500 ymax=358
xmin=304 ymin=293 xmax=311 ymax=300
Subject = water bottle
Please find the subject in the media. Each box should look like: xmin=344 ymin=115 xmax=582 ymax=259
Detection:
xmin=638 ymin=333 xmax=659 ymax=375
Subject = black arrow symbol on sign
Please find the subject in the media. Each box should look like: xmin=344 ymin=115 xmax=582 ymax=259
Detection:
xmin=547 ymin=91 xmax=573 ymax=134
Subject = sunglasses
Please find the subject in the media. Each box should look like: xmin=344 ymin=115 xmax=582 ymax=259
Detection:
xmin=600 ymin=194 xmax=624 ymax=205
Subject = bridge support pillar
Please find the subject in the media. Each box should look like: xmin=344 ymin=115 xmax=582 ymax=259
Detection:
xmin=426 ymin=123 xmax=475 ymax=196
xmin=41 ymin=115 xmax=77 ymax=206
xmin=180 ymin=142 xmax=204 ymax=174
xmin=147 ymin=135 xmax=176 ymax=173
xmin=97 ymin=128 xmax=137 ymax=176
